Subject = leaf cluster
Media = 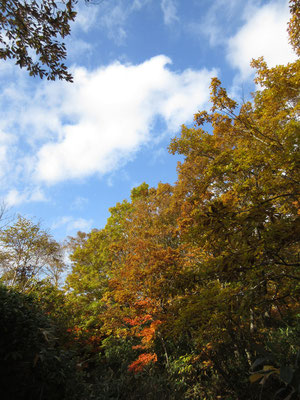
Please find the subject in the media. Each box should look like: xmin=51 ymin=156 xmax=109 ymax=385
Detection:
xmin=0 ymin=0 xmax=77 ymax=80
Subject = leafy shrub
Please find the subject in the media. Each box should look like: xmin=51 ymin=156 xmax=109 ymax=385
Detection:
xmin=0 ymin=284 xmax=85 ymax=400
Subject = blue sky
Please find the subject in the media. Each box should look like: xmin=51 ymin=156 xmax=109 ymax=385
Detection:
xmin=0 ymin=0 xmax=296 ymax=240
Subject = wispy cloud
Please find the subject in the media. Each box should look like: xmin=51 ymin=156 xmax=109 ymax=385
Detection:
xmin=5 ymin=187 xmax=47 ymax=207
xmin=132 ymin=0 xmax=151 ymax=11
xmin=70 ymin=196 xmax=89 ymax=210
xmin=71 ymin=2 xmax=100 ymax=33
xmin=99 ymin=2 xmax=128 ymax=44
xmin=52 ymin=216 xmax=94 ymax=234
xmin=94 ymin=0 xmax=151 ymax=45
xmin=151 ymin=147 xmax=168 ymax=165
xmin=161 ymin=0 xmax=179 ymax=25
xmin=187 ymin=0 xmax=244 ymax=46
xmin=0 ymin=130 xmax=16 ymax=183
xmin=67 ymin=0 xmax=151 ymax=47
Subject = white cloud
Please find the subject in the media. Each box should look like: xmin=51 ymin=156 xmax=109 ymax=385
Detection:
xmin=0 ymin=56 xmax=215 ymax=189
xmin=31 ymin=55 xmax=215 ymax=184
xmin=227 ymin=0 xmax=296 ymax=79
xmin=52 ymin=216 xmax=93 ymax=234
xmin=5 ymin=187 xmax=47 ymax=207
xmin=161 ymin=0 xmax=179 ymax=25
xmin=5 ymin=189 xmax=26 ymax=207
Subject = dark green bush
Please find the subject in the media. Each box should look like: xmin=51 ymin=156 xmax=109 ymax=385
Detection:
xmin=0 ymin=284 xmax=85 ymax=400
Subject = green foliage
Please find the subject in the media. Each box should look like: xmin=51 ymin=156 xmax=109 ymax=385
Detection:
xmin=0 ymin=284 xmax=85 ymax=400
xmin=0 ymin=215 xmax=65 ymax=292
xmin=30 ymin=280 xmax=73 ymax=344
xmin=250 ymin=316 xmax=300 ymax=399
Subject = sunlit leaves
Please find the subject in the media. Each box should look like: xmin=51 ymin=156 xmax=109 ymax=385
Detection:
xmin=0 ymin=215 xmax=65 ymax=292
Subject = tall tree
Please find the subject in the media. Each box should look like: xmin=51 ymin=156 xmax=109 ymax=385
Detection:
xmin=166 ymin=52 xmax=300 ymax=394
xmin=0 ymin=215 xmax=65 ymax=291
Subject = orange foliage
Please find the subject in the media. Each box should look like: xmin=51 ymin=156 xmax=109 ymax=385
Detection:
xmin=139 ymin=320 xmax=162 ymax=344
xmin=123 ymin=314 xmax=152 ymax=326
xmin=128 ymin=353 xmax=158 ymax=373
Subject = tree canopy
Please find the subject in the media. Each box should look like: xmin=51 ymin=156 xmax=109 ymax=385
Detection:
xmin=0 ymin=215 xmax=65 ymax=291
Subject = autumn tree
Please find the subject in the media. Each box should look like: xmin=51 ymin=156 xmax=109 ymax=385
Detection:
xmin=0 ymin=215 xmax=65 ymax=292
xmin=165 ymin=49 xmax=300 ymax=398
xmin=65 ymin=198 xmax=133 ymax=329
xmin=100 ymin=26 xmax=299 ymax=400
xmin=101 ymin=183 xmax=181 ymax=366
xmin=288 ymin=0 xmax=300 ymax=56
xmin=65 ymin=184 xmax=186 ymax=397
